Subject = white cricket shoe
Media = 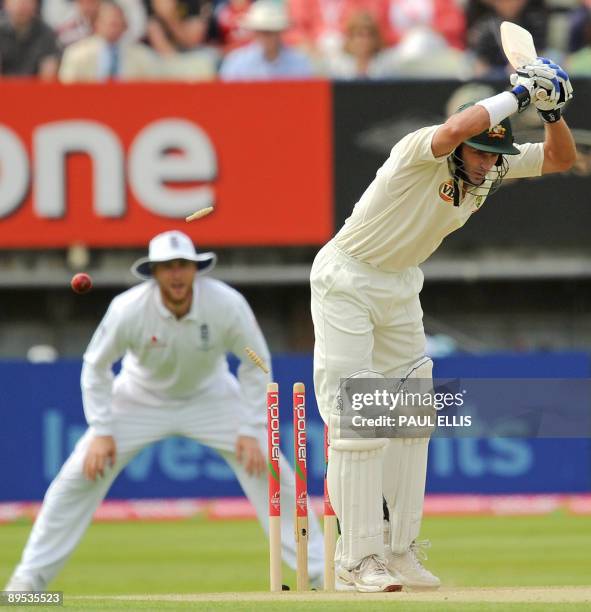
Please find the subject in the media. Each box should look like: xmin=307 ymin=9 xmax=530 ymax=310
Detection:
xmin=336 ymin=554 xmax=402 ymax=592
xmin=386 ymin=540 xmax=441 ymax=589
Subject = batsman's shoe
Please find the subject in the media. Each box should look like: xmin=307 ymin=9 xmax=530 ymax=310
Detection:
xmin=336 ymin=554 xmax=402 ymax=592
xmin=386 ymin=540 xmax=441 ymax=589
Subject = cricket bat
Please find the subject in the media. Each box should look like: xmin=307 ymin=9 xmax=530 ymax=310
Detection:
xmin=500 ymin=21 xmax=547 ymax=100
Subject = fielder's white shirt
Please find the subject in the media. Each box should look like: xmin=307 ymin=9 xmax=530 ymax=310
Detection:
xmin=81 ymin=277 xmax=271 ymax=437
xmin=334 ymin=124 xmax=544 ymax=271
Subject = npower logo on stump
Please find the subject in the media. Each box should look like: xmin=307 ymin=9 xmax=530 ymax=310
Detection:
xmin=0 ymin=82 xmax=333 ymax=247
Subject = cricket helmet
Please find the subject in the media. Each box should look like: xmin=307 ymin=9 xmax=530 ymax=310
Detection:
xmin=447 ymin=101 xmax=520 ymax=205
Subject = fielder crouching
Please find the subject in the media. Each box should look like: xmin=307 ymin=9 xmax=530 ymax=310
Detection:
xmin=311 ymin=59 xmax=576 ymax=592
xmin=5 ymin=230 xmax=324 ymax=592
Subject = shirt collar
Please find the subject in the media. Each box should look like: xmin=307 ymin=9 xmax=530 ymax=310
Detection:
xmin=253 ymin=41 xmax=285 ymax=64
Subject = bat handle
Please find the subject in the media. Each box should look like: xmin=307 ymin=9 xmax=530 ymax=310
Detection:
xmin=535 ymin=89 xmax=548 ymax=101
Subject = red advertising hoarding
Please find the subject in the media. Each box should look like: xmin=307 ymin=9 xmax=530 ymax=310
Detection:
xmin=0 ymin=81 xmax=332 ymax=247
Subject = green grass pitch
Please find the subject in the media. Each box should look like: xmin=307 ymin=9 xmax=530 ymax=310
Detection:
xmin=1 ymin=513 xmax=590 ymax=610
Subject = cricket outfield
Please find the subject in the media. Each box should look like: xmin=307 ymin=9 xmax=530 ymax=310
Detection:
xmin=1 ymin=514 xmax=589 ymax=611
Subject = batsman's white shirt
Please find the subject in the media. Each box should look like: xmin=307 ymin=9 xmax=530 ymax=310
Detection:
xmin=311 ymin=126 xmax=545 ymax=567
xmin=82 ymin=276 xmax=269 ymax=437
xmin=334 ymin=124 xmax=544 ymax=272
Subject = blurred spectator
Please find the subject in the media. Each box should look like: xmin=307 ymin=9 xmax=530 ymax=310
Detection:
xmin=568 ymin=0 xmax=591 ymax=53
xmin=567 ymin=7 xmax=591 ymax=74
xmin=215 ymin=0 xmax=253 ymax=51
xmin=56 ymin=0 xmax=101 ymax=47
xmin=0 ymin=0 xmax=60 ymax=78
xmin=59 ymin=0 xmax=156 ymax=81
xmin=287 ymin=0 xmax=464 ymax=57
xmin=287 ymin=0 xmax=390 ymax=55
xmin=388 ymin=25 xmax=473 ymax=78
xmin=385 ymin=0 xmax=466 ymax=50
xmin=467 ymin=0 xmax=547 ymax=77
xmin=324 ymin=10 xmax=396 ymax=79
xmin=220 ymin=0 xmax=313 ymax=80
xmin=145 ymin=0 xmax=213 ymax=54
xmin=44 ymin=0 xmax=148 ymax=44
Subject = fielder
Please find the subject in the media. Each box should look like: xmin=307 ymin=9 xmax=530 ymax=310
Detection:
xmin=6 ymin=230 xmax=324 ymax=591
xmin=311 ymin=59 xmax=576 ymax=591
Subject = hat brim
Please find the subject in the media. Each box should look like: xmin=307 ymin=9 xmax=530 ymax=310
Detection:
xmin=131 ymin=252 xmax=217 ymax=280
xmin=465 ymin=141 xmax=521 ymax=155
xmin=241 ymin=15 xmax=289 ymax=32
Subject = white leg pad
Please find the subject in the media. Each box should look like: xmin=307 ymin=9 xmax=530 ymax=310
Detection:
xmin=382 ymin=437 xmax=429 ymax=553
xmin=328 ymin=438 xmax=387 ymax=569
xmin=383 ymin=357 xmax=433 ymax=554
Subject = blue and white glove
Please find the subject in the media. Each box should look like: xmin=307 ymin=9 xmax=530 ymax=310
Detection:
xmin=508 ymin=71 xmax=536 ymax=113
xmin=532 ymin=57 xmax=574 ymax=123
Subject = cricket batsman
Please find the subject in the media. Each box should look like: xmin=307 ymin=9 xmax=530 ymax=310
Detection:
xmin=311 ymin=59 xmax=576 ymax=591
xmin=6 ymin=230 xmax=325 ymax=591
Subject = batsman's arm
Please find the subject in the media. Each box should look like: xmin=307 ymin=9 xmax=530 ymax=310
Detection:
xmin=541 ymin=119 xmax=577 ymax=174
xmin=431 ymin=105 xmax=491 ymax=158
xmin=225 ymin=292 xmax=272 ymax=437
xmin=432 ymin=76 xmax=538 ymax=158
xmin=80 ymin=300 xmax=129 ymax=437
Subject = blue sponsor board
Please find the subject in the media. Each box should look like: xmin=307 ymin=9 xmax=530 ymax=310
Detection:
xmin=0 ymin=353 xmax=589 ymax=501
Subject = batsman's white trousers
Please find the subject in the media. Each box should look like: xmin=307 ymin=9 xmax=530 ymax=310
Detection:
xmin=310 ymin=241 xmax=430 ymax=567
xmin=11 ymin=373 xmax=324 ymax=589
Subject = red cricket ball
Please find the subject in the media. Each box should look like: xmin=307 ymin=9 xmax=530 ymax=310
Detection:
xmin=71 ymin=272 xmax=93 ymax=294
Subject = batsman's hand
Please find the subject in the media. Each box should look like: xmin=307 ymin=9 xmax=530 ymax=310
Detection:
xmin=83 ymin=435 xmax=116 ymax=481
xmin=236 ymin=435 xmax=266 ymax=476
xmin=532 ymin=58 xmax=573 ymax=121
xmin=512 ymin=62 xmax=558 ymax=100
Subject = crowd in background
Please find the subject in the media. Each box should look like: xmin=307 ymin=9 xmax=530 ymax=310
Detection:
xmin=0 ymin=0 xmax=590 ymax=82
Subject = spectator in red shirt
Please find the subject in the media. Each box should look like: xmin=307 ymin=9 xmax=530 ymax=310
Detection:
xmin=286 ymin=0 xmax=465 ymax=57
xmin=286 ymin=0 xmax=390 ymax=56
xmin=215 ymin=0 xmax=253 ymax=51
xmin=385 ymin=0 xmax=465 ymax=50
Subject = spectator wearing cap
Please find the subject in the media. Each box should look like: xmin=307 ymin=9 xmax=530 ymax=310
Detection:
xmin=220 ymin=0 xmax=313 ymax=80
xmin=59 ymin=0 xmax=156 ymax=81
xmin=0 ymin=0 xmax=60 ymax=79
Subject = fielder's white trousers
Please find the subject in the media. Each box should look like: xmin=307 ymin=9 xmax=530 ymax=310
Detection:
xmin=310 ymin=242 xmax=430 ymax=567
xmin=11 ymin=373 xmax=324 ymax=589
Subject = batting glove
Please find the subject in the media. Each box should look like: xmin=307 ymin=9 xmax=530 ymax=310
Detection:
xmin=510 ymin=63 xmax=560 ymax=112
xmin=532 ymin=57 xmax=574 ymax=123
xmin=509 ymin=72 xmax=535 ymax=112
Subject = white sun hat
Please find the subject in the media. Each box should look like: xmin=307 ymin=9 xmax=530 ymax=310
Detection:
xmin=131 ymin=230 xmax=217 ymax=280
xmin=242 ymin=1 xmax=289 ymax=32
